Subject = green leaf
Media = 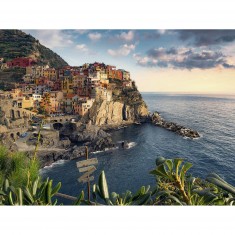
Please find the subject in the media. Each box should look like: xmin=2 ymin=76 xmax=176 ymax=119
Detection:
xmin=123 ymin=191 xmax=132 ymax=204
xmin=167 ymin=195 xmax=183 ymax=205
xmin=132 ymin=186 xmax=148 ymax=201
xmin=74 ymin=191 xmax=84 ymax=205
xmin=133 ymin=193 xmax=151 ymax=205
xmin=0 ymin=190 xmax=6 ymax=196
xmin=98 ymin=171 xmax=109 ymax=200
xmin=32 ymin=177 xmax=39 ymax=196
xmin=3 ymin=179 xmax=10 ymax=192
xmin=51 ymin=182 xmax=61 ymax=197
xmin=145 ymin=185 xmax=150 ymax=194
xmin=165 ymin=159 xmax=173 ymax=173
xmin=53 ymin=199 xmax=58 ymax=206
xmin=111 ymin=192 xmax=118 ymax=199
xmin=180 ymin=162 xmax=193 ymax=188
xmin=8 ymin=191 xmax=14 ymax=205
xmin=155 ymin=157 xmax=166 ymax=166
xmin=95 ymin=185 xmax=103 ymax=199
xmin=155 ymin=164 xmax=169 ymax=178
xmin=45 ymin=180 xmax=53 ymax=204
xmin=92 ymin=185 xmax=97 ymax=201
xmin=17 ymin=188 xmax=23 ymax=205
xmin=173 ymin=158 xmax=183 ymax=179
xmin=206 ymin=175 xmax=235 ymax=195
xmin=207 ymin=173 xmax=228 ymax=184
xmin=140 ymin=186 xmax=145 ymax=195
xmin=23 ymin=187 xmax=34 ymax=204
xmin=149 ymin=169 xmax=158 ymax=175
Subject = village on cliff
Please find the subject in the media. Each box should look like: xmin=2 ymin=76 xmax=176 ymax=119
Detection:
xmin=0 ymin=57 xmax=133 ymax=130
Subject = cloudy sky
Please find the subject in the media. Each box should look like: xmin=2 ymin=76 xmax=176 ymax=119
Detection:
xmin=23 ymin=30 xmax=235 ymax=94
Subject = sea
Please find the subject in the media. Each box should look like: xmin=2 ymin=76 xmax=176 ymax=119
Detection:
xmin=40 ymin=93 xmax=235 ymax=204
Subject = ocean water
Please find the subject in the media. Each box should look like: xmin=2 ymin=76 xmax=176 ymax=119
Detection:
xmin=40 ymin=93 xmax=235 ymax=204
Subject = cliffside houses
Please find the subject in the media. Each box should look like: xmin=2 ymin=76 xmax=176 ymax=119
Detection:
xmin=7 ymin=57 xmax=36 ymax=68
xmin=0 ymin=59 xmax=133 ymax=117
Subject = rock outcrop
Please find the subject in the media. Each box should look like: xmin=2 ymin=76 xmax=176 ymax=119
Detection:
xmin=0 ymin=133 xmax=18 ymax=151
xmin=60 ymin=122 xmax=115 ymax=151
xmin=26 ymin=130 xmax=60 ymax=148
xmin=152 ymin=112 xmax=200 ymax=139
xmin=82 ymin=81 xmax=149 ymax=127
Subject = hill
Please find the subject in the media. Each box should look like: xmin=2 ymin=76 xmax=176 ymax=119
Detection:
xmin=0 ymin=30 xmax=68 ymax=68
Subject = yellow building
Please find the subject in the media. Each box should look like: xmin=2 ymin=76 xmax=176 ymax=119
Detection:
xmin=22 ymin=97 xmax=34 ymax=109
xmin=14 ymin=97 xmax=34 ymax=109
xmin=62 ymin=76 xmax=74 ymax=94
xmin=43 ymin=68 xmax=57 ymax=80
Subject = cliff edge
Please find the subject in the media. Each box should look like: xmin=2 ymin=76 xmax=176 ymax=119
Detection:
xmin=83 ymin=80 xmax=149 ymax=128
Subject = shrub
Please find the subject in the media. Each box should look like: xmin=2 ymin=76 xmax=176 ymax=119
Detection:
xmin=0 ymin=145 xmax=40 ymax=188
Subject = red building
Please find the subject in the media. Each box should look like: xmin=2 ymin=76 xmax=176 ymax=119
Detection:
xmin=7 ymin=57 xmax=36 ymax=68
xmin=115 ymin=70 xmax=123 ymax=80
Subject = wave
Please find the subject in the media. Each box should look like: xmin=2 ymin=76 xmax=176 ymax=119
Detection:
xmin=39 ymin=159 xmax=68 ymax=173
xmin=91 ymin=150 xmax=103 ymax=154
xmin=126 ymin=142 xmax=137 ymax=149
xmin=91 ymin=147 xmax=119 ymax=154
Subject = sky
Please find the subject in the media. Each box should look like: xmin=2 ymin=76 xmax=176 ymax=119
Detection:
xmin=23 ymin=30 xmax=235 ymax=94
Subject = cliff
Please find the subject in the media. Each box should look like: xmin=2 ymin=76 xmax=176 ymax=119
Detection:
xmin=0 ymin=30 xmax=68 ymax=68
xmin=83 ymin=80 xmax=149 ymax=128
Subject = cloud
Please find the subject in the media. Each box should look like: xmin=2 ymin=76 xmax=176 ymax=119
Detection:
xmin=88 ymin=32 xmax=102 ymax=41
xmin=108 ymin=44 xmax=135 ymax=57
xmin=177 ymin=30 xmax=235 ymax=46
xmin=75 ymin=44 xmax=88 ymax=52
xmin=75 ymin=44 xmax=97 ymax=55
xmin=24 ymin=30 xmax=74 ymax=49
xmin=74 ymin=29 xmax=89 ymax=35
xmin=117 ymin=30 xmax=135 ymax=41
xmin=133 ymin=47 xmax=235 ymax=70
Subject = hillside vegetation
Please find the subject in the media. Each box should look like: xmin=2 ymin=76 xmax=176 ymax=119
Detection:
xmin=0 ymin=30 xmax=68 ymax=68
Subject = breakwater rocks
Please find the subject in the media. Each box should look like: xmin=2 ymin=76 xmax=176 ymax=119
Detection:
xmin=37 ymin=146 xmax=87 ymax=168
xmin=152 ymin=112 xmax=200 ymax=139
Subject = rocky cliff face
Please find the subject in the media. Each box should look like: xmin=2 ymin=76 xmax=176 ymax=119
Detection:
xmin=83 ymin=81 xmax=149 ymax=127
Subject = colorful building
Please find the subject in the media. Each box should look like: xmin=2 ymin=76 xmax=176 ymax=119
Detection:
xmin=43 ymin=68 xmax=57 ymax=80
xmin=72 ymin=98 xmax=94 ymax=116
xmin=61 ymin=76 xmax=74 ymax=94
xmin=7 ymin=57 xmax=36 ymax=68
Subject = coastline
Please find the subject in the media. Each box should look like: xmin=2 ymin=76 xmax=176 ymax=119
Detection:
xmin=32 ymin=114 xmax=199 ymax=169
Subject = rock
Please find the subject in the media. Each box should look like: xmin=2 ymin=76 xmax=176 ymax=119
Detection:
xmin=0 ymin=133 xmax=18 ymax=151
xmin=26 ymin=130 xmax=60 ymax=148
xmin=58 ymin=137 xmax=71 ymax=148
xmin=37 ymin=146 xmax=87 ymax=168
xmin=90 ymin=136 xmax=114 ymax=151
xmin=82 ymin=82 xmax=150 ymax=127
xmin=72 ymin=146 xmax=86 ymax=159
xmin=152 ymin=112 xmax=200 ymax=139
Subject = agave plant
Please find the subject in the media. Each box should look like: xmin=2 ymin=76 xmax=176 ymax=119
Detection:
xmin=206 ymin=173 xmax=235 ymax=205
xmin=91 ymin=171 xmax=154 ymax=205
xmin=0 ymin=177 xmax=62 ymax=205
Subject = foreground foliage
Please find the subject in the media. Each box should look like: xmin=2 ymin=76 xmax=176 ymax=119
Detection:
xmin=0 ymin=146 xmax=39 ymax=188
xmin=0 ymin=145 xmax=234 ymax=205
xmin=149 ymin=157 xmax=235 ymax=205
